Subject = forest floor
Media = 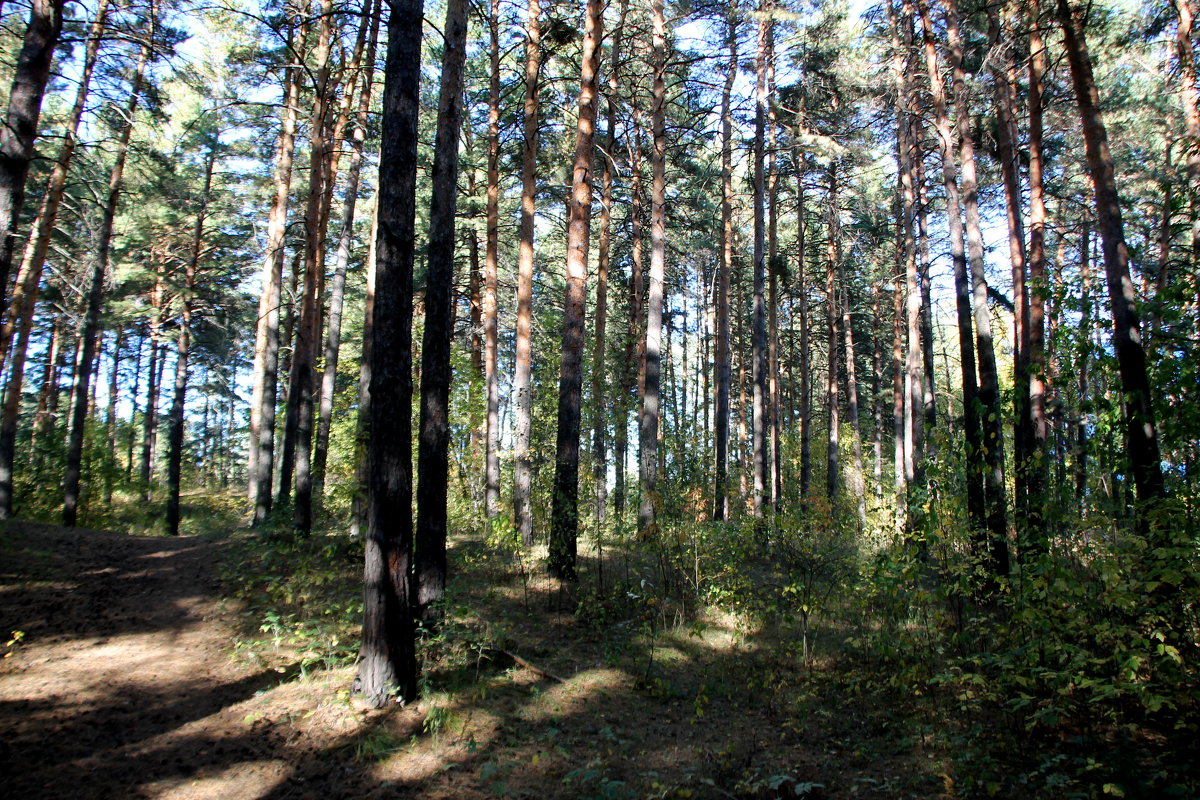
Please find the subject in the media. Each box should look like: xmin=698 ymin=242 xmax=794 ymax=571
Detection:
xmin=0 ymin=517 xmax=950 ymax=800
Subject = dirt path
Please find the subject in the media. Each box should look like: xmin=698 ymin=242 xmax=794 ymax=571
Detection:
xmin=1 ymin=522 xmax=945 ymax=800
xmin=0 ymin=522 xmax=376 ymax=800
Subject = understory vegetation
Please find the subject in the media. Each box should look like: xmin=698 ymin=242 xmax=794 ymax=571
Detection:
xmin=218 ymin=485 xmax=1198 ymax=799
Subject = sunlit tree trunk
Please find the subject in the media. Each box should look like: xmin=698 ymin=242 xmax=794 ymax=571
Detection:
xmin=638 ymin=0 xmax=666 ymax=536
xmin=512 ymin=0 xmax=541 ymax=546
xmin=313 ymin=0 xmax=380 ymax=507
xmin=285 ymin=0 xmax=336 ymax=535
xmin=1172 ymin=0 xmax=1200 ymax=261
xmin=592 ymin=0 xmax=627 ymax=533
xmin=1025 ymin=3 xmax=1050 ymax=548
xmin=750 ymin=6 xmax=771 ymax=521
xmin=714 ymin=7 xmax=738 ymax=520
xmin=483 ymin=0 xmax=502 ymax=518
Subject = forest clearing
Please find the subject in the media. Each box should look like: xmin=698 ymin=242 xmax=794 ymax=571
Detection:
xmin=0 ymin=0 xmax=1197 ymax=796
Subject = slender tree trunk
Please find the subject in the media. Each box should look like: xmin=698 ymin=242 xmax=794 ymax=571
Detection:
xmin=287 ymin=0 xmax=336 ymax=535
xmin=483 ymin=0 xmax=502 ymax=518
xmin=0 ymin=0 xmax=64 ymax=314
xmin=313 ymin=0 xmax=380 ymax=506
xmin=591 ymin=0 xmax=627 ymax=533
xmin=946 ymin=0 xmax=1009 ymax=576
xmin=714 ymin=8 xmax=738 ymax=520
xmin=750 ymin=6 xmax=771 ymax=521
xmin=834 ymin=171 xmax=865 ymax=525
xmin=872 ymin=285 xmax=884 ymax=499
xmin=638 ymin=0 xmax=666 ymax=536
xmin=797 ymin=156 xmax=811 ymax=497
xmin=1075 ymin=224 xmax=1091 ymax=506
xmin=917 ymin=0 xmax=985 ymax=536
xmin=1172 ymin=0 xmax=1200 ymax=261
xmin=617 ymin=118 xmax=646 ymax=519
xmin=512 ymin=0 xmax=541 ymax=546
xmin=766 ymin=20 xmax=783 ymax=510
xmin=825 ymin=178 xmax=841 ymax=503
xmin=104 ymin=328 xmax=122 ymax=503
xmin=250 ymin=15 xmax=301 ymax=523
xmin=125 ymin=327 xmax=143 ymax=481
xmin=64 ymin=19 xmax=153 ymax=526
xmin=351 ymin=208 xmax=378 ymax=538
xmin=1057 ymin=0 xmax=1165 ymax=504
xmin=141 ymin=285 xmax=162 ymax=496
xmin=166 ymin=151 xmax=214 ymax=536
xmin=415 ymin=0 xmax=468 ymax=607
xmin=357 ymin=0 xmax=422 ymax=708
xmin=1025 ymin=4 xmax=1050 ymax=549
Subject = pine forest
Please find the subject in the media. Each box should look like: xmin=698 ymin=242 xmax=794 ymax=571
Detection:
xmin=0 ymin=0 xmax=1198 ymax=796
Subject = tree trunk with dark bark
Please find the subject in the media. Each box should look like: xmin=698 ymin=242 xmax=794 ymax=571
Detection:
xmin=357 ymin=0 xmax=423 ymax=708
xmin=1057 ymin=0 xmax=1165 ymax=504
xmin=0 ymin=0 xmax=64 ymax=315
xmin=415 ymin=0 xmax=468 ymax=608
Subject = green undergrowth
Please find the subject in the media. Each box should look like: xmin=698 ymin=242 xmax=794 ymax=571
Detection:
xmin=216 ymin=497 xmax=1198 ymax=799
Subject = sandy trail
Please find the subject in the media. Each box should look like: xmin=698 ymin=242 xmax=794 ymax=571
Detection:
xmin=0 ymin=522 xmax=336 ymax=800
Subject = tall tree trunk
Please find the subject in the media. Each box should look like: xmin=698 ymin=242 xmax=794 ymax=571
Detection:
xmin=871 ymin=284 xmax=884 ymax=499
xmin=896 ymin=0 xmax=925 ymax=511
xmin=0 ymin=0 xmax=64 ymax=315
xmin=512 ymin=0 xmax=541 ymax=546
xmin=750 ymin=5 xmax=771 ymax=521
xmin=766 ymin=20 xmax=783 ymax=510
xmin=591 ymin=0 xmax=627 ymax=534
xmin=287 ymin=0 xmax=336 ymax=535
xmin=617 ymin=118 xmax=646 ymax=519
xmin=483 ymin=0 xmax=502 ymax=518
xmin=1172 ymin=0 xmax=1200 ymax=261
xmin=987 ymin=3 xmax=1033 ymax=538
xmin=250 ymin=14 xmax=301 ymax=523
xmin=1056 ymin=0 xmax=1165 ymax=504
xmin=1025 ymin=3 xmax=1050 ymax=549
xmin=917 ymin=0 xmax=985 ymax=538
xmin=797 ymin=155 xmax=811 ymax=497
xmin=1075 ymin=224 xmax=1091 ymax=506
xmin=415 ymin=0 xmax=468 ymax=608
xmin=0 ymin=0 xmax=107 ymax=379
xmin=104 ymin=328 xmax=122 ymax=503
xmin=714 ymin=7 xmax=738 ymax=521
xmin=833 ymin=170 xmax=865 ymax=525
xmin=946 ymin=0 xmax=1009 ymax=576
xmin=825 ymin=177 xmax=841 ymax=503
xmin=166 ymin=150 xmax=215 ymax=536
xmin=64 ymin=17 xmax=153 ymax=527
xmin=637 ymin=0 xmax=666 ymax=537
xmin=357 ymin=0 xmax=422 ymax=709
xmin=351 ymin=208 xmax=378 ymax=538
xmin=313 ymin=0 xmax=380 ymax=506
xmin=141 ymin=279 xmax=163 ymax=497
